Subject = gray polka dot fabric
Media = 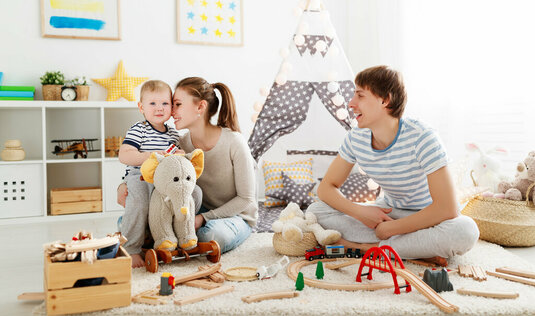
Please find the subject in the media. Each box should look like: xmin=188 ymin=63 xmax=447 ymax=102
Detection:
xmin=295 ymin=35 xmax=334 ymax=57
xmin=249 ymin=80 xmax=356 ymax=161
xmin=340 ymin=173 xmax=381 ymax=203
xmin=253 ymin=203 xmax=284 ymax=233
xmin=266 ymin=172 xmax=315 ymax=208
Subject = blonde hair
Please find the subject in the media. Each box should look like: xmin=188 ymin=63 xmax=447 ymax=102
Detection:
xmin=175 ymin=77 xmax=241 ymax=132
xmin=355 ymin=66 xmax=407 ymax=118
xmin=140 ymin=80 xmax=172 ymax=102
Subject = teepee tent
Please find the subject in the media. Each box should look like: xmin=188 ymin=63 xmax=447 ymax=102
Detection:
xmin=248 ymin=0 xmax=357 ymax=162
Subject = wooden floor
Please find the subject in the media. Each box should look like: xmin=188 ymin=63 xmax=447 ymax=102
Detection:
xmin=2 ymin=215 xmax=535 ymax=315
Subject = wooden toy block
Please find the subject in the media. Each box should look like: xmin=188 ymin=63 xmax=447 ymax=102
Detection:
xmin=487 ymin=270 xmax=535 ymax=287
xmin=50 ymin=187 xmax=102 ymax=215
xmin=44 ymin=246 xmax=131 ymax=315
xmin=183 ymin=279 xmax=222 ymax=289
xmin=198 ymin=264 xmax=226 ymax=283
xmin=470 ymin=266 xmax=487 ymax=281
xmin=458 ymin=265 xmax=473 ymax=277
xmin=173 ymin=263 xmax=222 ymax=285
xmin=174 ymin=285 xmax=234 ymax=306
xmin=496 ymin=267 xmax=535 ymax=279
xmin=457 ymin=288 xmax=519 ymax=299
xmin=242 ymin=291 xmax=299 ymax=303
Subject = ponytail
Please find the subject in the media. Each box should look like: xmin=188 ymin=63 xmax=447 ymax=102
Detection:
xmin=175 ymin=77 xmax=241 ymax=132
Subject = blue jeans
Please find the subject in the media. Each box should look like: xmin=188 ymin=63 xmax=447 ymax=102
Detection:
xmin=197 ymin=205 xmax=252 ymax=254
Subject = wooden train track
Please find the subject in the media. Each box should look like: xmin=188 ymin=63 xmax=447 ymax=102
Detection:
xmin=287 ymin=259 xmax=396 ymax=291
xmin=394 ymin=269 xmax=459 ymax=314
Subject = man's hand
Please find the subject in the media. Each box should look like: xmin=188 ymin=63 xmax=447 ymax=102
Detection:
xmin=357 ymin=205 xmax=393 ymax=229
xmin=194 ymin=214 xmax=205 ymax=230
xmin=117 ymin=183 xmax=128 ymax=208
xmin=375 ymin=220 xmax=395 ymax=240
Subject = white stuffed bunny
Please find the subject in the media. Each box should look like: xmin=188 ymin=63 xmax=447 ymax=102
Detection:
xmin=466 ymin=143 xmax=508 ymax=192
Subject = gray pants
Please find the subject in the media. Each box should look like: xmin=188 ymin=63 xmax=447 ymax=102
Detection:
xmin=120 ymin=169 xmax=203 ymax=255
xmin=307 ymin=199 xmax=479 ymax=259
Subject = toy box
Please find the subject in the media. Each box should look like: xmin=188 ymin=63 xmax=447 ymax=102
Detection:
xmin=44 ymin=246 xmax=131 ymax=315
xmin=50 ymin=186 xmax=102 ymax=215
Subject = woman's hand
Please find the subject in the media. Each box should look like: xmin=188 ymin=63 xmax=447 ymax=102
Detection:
xmin=117 ymin=183 xmax=128 ymax=208
xmin=194 ymin=214 xmax=205 ymax=230
xmin=357 ymin=205 xmax=393 ymax=229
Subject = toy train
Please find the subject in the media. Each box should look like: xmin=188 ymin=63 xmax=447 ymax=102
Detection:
xmin=305 ymin=245 xmax=362 ymax=261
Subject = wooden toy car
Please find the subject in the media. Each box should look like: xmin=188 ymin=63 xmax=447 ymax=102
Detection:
xmin=144 ymin=240 xmax=221 ymax=273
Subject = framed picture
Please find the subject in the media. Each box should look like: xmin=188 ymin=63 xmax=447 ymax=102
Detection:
xmin=40 ymin=0 xmax=121 ymax=40
xmin=177 ymin=0 xmax=243 ymax=46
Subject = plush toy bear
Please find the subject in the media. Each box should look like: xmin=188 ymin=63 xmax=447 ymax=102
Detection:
xmin=272 ymin=202 xmax=341 ymax=246
xmin=497 ymin=151 xmax=535 ymax=201
xmin=140 ymin=149 xmax=204 ymax=251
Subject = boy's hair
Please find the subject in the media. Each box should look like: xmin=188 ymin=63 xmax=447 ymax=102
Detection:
xmin=355 ymin=65 xmax=407 ymax=118
xmin=140 ymin=80 xmax=172 ymax=102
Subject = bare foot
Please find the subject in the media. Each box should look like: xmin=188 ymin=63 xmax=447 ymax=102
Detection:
xmin=418 ymin=256 xmax=448 ymax=267
xmin=131 ymin=253 xmax=145 ymax=268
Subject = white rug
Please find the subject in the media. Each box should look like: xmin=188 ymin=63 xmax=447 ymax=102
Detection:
xmin=35 ymin=233 xmax=535 ymax=315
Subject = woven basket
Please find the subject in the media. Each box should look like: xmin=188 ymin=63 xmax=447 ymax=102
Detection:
xmin=461 ymin=183 xmax=535 ymax=247
xmin=272 ymin=232 xmax=318 ymax=256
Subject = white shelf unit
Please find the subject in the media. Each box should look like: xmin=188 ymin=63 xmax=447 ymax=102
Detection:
xmin=0 ymin=101 xmax=144 ymax=223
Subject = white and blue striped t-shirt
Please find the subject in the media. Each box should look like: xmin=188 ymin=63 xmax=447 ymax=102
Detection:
xmin=122 ymin=121 xmax=180 ymax=175
xmin=339 ymin=117 xmax=448 ymax=210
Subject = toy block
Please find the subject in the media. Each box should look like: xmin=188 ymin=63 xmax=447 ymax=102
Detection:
xmin=198 ymin=264 xmax=225 ymax=283
xmin=183 ymin=279 xmax=222 ymax=289
xmin=174 ymin=285 xmax=234 ymax=306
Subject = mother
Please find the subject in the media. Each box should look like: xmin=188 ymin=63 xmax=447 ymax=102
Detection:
xmin=119 ymin=77 xmax=258 ymax=267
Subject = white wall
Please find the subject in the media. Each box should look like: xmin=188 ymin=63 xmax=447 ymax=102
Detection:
xmin=0 ymin=0 xmax=352 ymax=137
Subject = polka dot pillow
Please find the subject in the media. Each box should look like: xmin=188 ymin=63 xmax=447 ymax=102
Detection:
xmin=340 ymin=173 xmax=381 ymax=203
xmin=262 ymin=158 xmax=315 ymax=207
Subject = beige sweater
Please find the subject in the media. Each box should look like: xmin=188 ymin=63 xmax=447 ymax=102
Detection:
xmin=180 ymin=128 xmax=258 ymax=227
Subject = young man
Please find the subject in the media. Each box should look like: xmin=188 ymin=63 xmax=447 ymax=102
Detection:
xmin=307 ymin=66 xmax=479 ymax=265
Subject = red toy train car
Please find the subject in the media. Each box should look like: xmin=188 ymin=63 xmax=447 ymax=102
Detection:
xmin=305 ymin=245 xmax=361 ymax=261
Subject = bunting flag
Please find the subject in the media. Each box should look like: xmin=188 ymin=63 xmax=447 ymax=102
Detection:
xmin=177 ymin=0 xmax=243 ymax=46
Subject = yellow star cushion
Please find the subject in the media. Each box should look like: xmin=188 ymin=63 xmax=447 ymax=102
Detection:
xmin=92 ymin=60 xmax=148 ymax=101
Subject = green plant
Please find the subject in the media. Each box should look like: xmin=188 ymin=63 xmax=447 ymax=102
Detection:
xmin=71 ymin=76 xmax=89 ymax=86
xmin=40 ymin=71 xmax=65 ymax=85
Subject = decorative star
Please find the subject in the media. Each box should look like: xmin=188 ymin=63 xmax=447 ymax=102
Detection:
xmin=201 ymin=0 xmax=208 ymax=7
xmin=227 ymin=29 xmax=236 ymax=37
xmin=267 ymin=172 xmax=315 ymax=208
xmin=229 ymin=16 xmax=236 ymax=24
xmin=188 ymin=26 xmax=196 ymax=34
xmin=187 ymin=11 xmax=195 ymax=19
xmin=200 ymin=13 xmax=208 ymax=21
xmin=201 ymin=27 xmax=208 ymax=34
xmin=215 ymin=1 xmax=223 ymax=8
xmin=92 ymin=60 xmax=148 ymax=101
xmin=214 ymin=29 xmax=222 ymax=37
xmin=229 ymin=2 xmax=236 ymax=10
xmin=215 ymin=15 xmax=223 ymax=22
xmin=187 ymin=0 xmax=195 ymax=5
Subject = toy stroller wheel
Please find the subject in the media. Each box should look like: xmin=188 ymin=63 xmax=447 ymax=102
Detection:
xmin=83 ymin=154 xmax=87 ymax=158
xmin=206 ymin=240 xmax=221 ymax=263
xmin=145 ymin=249 xmax=158 ymax=273
xmin=74 ymin=154 xmax=78 ymax=159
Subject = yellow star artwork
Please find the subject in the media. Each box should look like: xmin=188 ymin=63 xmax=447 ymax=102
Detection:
xmin=215 ymin=0 xmax=223 ymax=9
xmin=215 ymin=15 xmax=223 ymax=22
xmin=200 ymin=13 xmax=208 ymax=21
xmin=229 ymin=16 xmax=236 ymax=24
xmin=92 ymin=61 xmax=148 ymax=101
xmin=214 ymin=29 xmax=222 ymax=37
xmin=187 ymin=0 xmax=195 ymax=6
xmin=201 ymin=0 xmax=208 ymax=7
xmin=227 ymin=29 xmax=236 ymax=37
xmin=188 ymin=26 xmax=196 ymax=34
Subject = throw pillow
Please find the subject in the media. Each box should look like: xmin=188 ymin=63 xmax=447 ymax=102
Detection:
xmin=262 ymin=158 xmax=314 ymax=207
xmin=286 ymin=149 xmax=338 ymax=180
xmin=319 ymin=173 xmax=381 ymax=203
xmin=266 ymin=172 xmax=315 ymax=208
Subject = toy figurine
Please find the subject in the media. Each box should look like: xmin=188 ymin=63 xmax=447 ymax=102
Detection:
xmin=296 ymin=272 xmax=304 ymax=291
xmin=160 ymin=272 xmax=175 ymax=295
xmin=315 ymin=261 xmax=324 ymax=279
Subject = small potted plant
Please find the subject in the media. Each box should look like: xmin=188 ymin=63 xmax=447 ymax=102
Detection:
xmin=40 ymin=71 xmax=65 ymax=100
xmin=71 ymin=76 xmax=90 ymax=101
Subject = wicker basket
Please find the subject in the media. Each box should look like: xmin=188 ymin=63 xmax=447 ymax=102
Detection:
xmin=272 ymin=232 xmax=318 ymax=256
xmin=42 ymin=85 xmax=62 ymax=100
xmin=461 ymin=183 xmax=535 ymax=247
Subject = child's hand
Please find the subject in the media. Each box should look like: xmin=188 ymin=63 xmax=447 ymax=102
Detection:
xmin=116 ymin=183 xmax=128 ymax=208
xmin=358 ymin=205 xmax=393 ymax=229
xmin=194 ymin=214 xmax=205 ymax=230
xmin=175 ymin=149 xmax=185 ymax=154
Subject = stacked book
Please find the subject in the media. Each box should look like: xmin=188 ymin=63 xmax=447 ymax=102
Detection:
xmin=0 ymin=86 xmax=35 ymax=100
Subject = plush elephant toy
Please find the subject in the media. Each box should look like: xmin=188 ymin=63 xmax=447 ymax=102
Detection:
xmin=140 ymin=149 xmax=204 ymax=251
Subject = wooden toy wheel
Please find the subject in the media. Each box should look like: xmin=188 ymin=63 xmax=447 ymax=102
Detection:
xmin=145 ymin=249 xmax=158 ymax=273
xmin=206 ymin=240 xmax=221 ymax=263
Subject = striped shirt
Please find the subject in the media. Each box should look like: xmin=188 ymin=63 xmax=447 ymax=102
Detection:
xmin=122 ymin=121 xmax=180 ymax=175
xmin=339 ymin=117 xmax=448 ymax=210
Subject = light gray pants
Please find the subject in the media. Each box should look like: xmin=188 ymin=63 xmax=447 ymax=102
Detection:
xmin=307 ymin=199 xmax=480 ymax=259
xmin=120 ymin=169 xmax=203 ymax=255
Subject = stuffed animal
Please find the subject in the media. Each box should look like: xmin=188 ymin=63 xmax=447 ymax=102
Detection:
xmin=272 ymin=202 xmax=341 ymax=246
xmin=466 ymin=143 xmax=507 ymax=192
xmin=140 ymin=149 xmax=204 ymax=251
xmin=497 ymin=151 xmax=535 ymax=201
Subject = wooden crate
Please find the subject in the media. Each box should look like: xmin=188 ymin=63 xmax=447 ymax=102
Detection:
xmin=44 ymin=246 xmax=131 ymax=315
xmin=50 ymin=187 xmax=102 ymax=215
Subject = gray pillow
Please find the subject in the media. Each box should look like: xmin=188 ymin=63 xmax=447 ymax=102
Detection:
xmin=267 ymin=172 xmax=315 ymax=208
